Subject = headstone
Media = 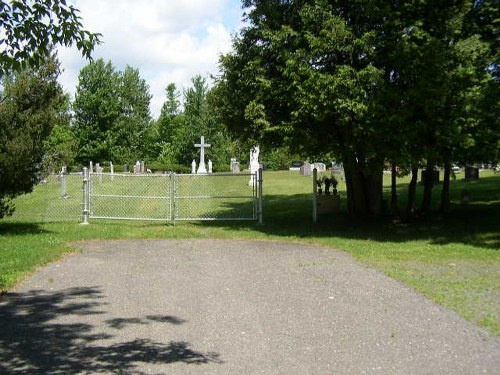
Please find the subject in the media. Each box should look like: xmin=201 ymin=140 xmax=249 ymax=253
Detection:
xmin=192 ymin=159 xmax=197 ymax=174
xmin=313 ymin=162 xmax=326 ymax=172
xmin=290 ymin=161 xmax=303 ymax=171
xmin=124 ymin=163 xmax=129 ymax=173
xmin=134 ymin=160 xmax=141 ymax=174
xmin=96 ymin=163 xmax=104 ymax=183
xmin=231 ymin=158 xmax=240 ymax=173
xmin=194 ymin=136 xmax=211 ymax=174
xmin=208 ymin=160 xmax=213 ymax=174
xmin=300 ymin=162 xmax=312 ymax=176
xmin=248 ymin=145 xmax=260 ymax=186
xmin=60 ymin=166 xmax=68 ymax=198
xmin=110 ymin=162 xmax=114 ymax=181
xmin=465 ymin=166 xmax=479 ymax=181
xmin=140 ymin=160 xmax=145 ymax=174
xmin=89 ymin=161 xmax=94 ymax=173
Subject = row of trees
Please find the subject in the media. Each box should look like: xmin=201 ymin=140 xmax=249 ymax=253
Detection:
xmin=51 ymin=59 xmax=243 ymax=170
xmin=213 ymin=0 xmax=499 ymax=216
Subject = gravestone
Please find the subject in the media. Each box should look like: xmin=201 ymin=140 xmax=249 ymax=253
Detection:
xmin=124 ymin=163 xmax=129 ymax=173
xmin=134 ymin=161 xmax=140 ymax=174
xmin=290 ymin=161 xmax=303 ymax=171
xmin=192 ymin=159 xmax=197 ymax=174
xmin=231 ymin=158 xmax=240 ymax=173
xmin=140 ymin=161 xmax=145 ymax=174
xmin=300 ymin=162 xmax=312 ymax=176
xmin=89 ymin=161 xmax=94 ymax=173
xmin=110 ymin=162 xmax=114 ymax=181
xmin=60 ymin=166 xmax=68 ymax=198
xmin=208 ymin=160 xmax=213 ymax=174
xmin=465 ymin=166 xmax=479 ymax=181
xmin=313 ymin=162 xmax=326 ymax=172
xmin=96 ymin=163 xmax=104 ymax=183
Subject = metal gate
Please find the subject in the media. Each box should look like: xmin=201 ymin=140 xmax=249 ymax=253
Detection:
xmin=82 ymin=169 xmax=262 ymax=223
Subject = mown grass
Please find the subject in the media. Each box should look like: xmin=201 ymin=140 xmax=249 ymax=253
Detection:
xmin=1 ymin=169 xmax=499 ymax=335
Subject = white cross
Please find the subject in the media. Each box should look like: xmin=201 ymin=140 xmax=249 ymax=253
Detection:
xmin=194 ymin=136 xmax=211 ymax=174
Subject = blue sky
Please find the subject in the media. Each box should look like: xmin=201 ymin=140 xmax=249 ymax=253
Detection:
xmin=59 ymin=0 xmax=245 ymax=118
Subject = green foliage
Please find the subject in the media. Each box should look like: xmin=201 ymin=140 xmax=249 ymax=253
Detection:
xmin=0 ymin=55 xmax=66 ymax=217
xmin=72 ymin=59 xmax=152 ymax=164
xmin=0 ymin=0 xmax=101 ymax=76
xmin=216 ymin=0 xmax=499 ymax=216
xmin=148 ymin=76 xmax=241 ymax=172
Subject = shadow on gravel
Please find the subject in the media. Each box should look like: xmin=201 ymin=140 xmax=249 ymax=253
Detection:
xmin=0 ymin=287 xmax=221 ymax=374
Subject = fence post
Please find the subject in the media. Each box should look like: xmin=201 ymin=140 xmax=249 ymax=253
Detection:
xmin=81 ymin=167 xmax=90 ymax=225
xmin=170 ymin=171 xmax=175 ymax=223
xmin=312 ymin=168 xmax=318 ymax=223
xmin=258 ymin=168 xmax=263 ymax=224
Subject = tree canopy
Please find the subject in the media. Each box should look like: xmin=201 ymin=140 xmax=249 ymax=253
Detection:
xmin=0 ymin=55 xmax=66 ymax=217
xmin=215 ymin=0 xmax=499 ymax=216
xmin=0 ymin=0 xmax=101 ymax=75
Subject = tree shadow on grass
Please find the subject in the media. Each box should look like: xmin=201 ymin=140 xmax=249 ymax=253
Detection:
xmin=0 ymin=287 xmax=221 ymax=374
xmin=197 ymin=191 xmax=500 ymax=251
xmin=0 ymin=222 xmax=50 ymax=236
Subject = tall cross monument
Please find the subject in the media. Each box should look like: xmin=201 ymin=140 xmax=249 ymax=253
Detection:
xmin=194 ymin=136 xmax=211 ymax=174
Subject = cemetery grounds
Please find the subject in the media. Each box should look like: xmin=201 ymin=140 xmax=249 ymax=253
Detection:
xmin=0 ymin=170 xmax=499 ymax=336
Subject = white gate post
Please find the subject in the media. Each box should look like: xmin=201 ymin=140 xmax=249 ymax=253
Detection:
xmin=81 ymin=167 xmax=90 ymax=225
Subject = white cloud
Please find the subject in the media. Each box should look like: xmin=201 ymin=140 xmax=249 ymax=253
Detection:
xmin=58 ymin=0 xmax=243 ymax=118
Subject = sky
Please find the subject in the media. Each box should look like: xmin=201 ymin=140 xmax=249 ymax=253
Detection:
xmin=57 ymin=0 xmax=245 ymax=119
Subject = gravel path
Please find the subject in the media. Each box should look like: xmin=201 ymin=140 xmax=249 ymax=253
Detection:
xmin=0 ymin=239 xmax=498 ymax=374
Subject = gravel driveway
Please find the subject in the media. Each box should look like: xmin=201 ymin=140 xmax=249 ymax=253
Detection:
xmin=0 ymin=239 xmax=498 ymax=374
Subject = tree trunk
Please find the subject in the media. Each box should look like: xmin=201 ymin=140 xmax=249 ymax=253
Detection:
xmin=406 ymin=166 xmax=418 ymax=216
xmin=343 ymin=154 xmax=383 ymax=216
xmin=421 ymin=160 xmax=434 ymax=213
xmin=391 ymin=162 xmax=398 ymax=216
xmin=440 ymin=163 xmax=451 ymax=213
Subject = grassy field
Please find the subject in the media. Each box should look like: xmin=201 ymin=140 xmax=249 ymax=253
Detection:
xmin=1 ymin=169 xmax=499 ymax=335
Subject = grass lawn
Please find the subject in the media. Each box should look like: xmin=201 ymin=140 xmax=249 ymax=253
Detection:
xmin=1 ymin=169 xmax=499 ymax=335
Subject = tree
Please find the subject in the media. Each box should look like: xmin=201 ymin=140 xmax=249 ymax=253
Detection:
xmin=0 ymin=0 xmax=101 ymax=75
xmin=72 ymin=60 xmax=152 ymax=164
xmin=215 ymin=0 xmax=498 ymax=216
xmin=0 ymin=55 xmax=66 ymax=217
xmin=72 ymin=59 xmax=120 ymax=163
xmin=43 ymin=93 xmax=77 ymax=171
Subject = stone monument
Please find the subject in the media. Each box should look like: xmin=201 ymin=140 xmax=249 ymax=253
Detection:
xmin=248 ymin=145 xmax=260 ymax=186
xmin=194 ymin=136 xmax=211 ymax=174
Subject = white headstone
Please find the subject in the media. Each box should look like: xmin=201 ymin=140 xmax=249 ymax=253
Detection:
xmin=208 ymin=160 xmax=213 ymax=174
xmin=231 ymin=158 xmax=240 ymax=173
xmin=313 ymin=162 xmax=326 ymax=172
xmin=110 ymin=162 xmax=114 ymax=181
xmin=300 ymin=162 xmax=312 ymax=176
xmin=89 ymin=161 xmax=93 ymax=173
xmin=191 ymin=159 xmax=197 ymax=174
xmin=194 ymin=136 xmax=211 ymax=174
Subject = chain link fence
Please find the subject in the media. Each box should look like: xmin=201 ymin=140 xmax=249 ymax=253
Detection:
xmin=6 ymin=170 xmax=263 ymax=223
xmin=6 ymin=173 xmax=84 ymax=223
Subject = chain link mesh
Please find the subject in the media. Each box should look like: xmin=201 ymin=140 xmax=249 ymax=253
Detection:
xmin=174 ymin=173 xmax=257 ymax=220
xmin=6 ymin=173 xmax=83 ymax=223
xmin=89 ymin=173 xmax=172 ymax=221
xmin=5 ymin=172 xmax=259 ymax=223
